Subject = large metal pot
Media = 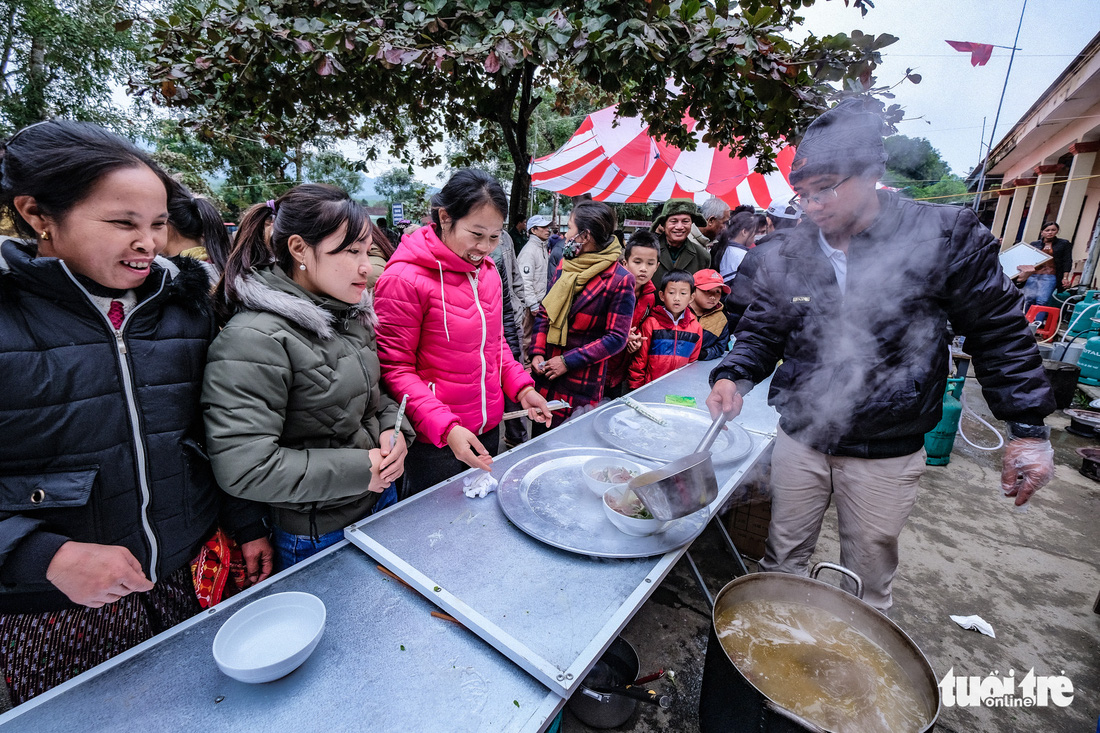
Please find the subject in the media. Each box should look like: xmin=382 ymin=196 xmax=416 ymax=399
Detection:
xmin=699 ymin=564 xmax=940 ymax=733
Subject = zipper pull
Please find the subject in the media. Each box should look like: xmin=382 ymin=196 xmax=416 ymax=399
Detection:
xmin=115 ymin=330 xmax=127 ymax=355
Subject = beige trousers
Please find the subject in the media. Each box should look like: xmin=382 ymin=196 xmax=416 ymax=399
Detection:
xmin=761 ymin=427 xmax=925 ymax=612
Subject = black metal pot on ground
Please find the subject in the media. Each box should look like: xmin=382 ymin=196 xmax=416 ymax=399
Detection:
xmin=566 ymin=637 xmax=640 ymax=729
xmin=1075 ymin=447 xmax=1100 ymax=481
xmin=1043 ymin=359 xmax=1080 ymax=410
xmin=1064 ymin=408 xmax=1100 ymax=437
xmin=699 ymin=564 xmax=940 ymax=733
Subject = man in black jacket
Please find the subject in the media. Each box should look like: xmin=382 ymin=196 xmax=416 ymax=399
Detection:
xmin=706 ymin=99 xmax=1055 ymax=612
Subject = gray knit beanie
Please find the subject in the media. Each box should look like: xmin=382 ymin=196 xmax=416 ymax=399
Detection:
xmin=789 ymin=98 xmax=889 ymax=187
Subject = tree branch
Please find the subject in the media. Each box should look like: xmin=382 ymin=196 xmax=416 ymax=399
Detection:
xmin=0 ymin=6 xmax=17 ymax=90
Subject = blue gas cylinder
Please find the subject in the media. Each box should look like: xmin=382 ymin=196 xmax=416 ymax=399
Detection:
xmin=1078 ymin=335 xmax=1100 ymax=386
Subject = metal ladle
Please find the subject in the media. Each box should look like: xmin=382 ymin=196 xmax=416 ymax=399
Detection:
xmin=626 ymin=413 xmax=729 ymax=521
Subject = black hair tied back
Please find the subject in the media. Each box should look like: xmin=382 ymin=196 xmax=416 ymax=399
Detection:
xmin=1 ymin=120 xmax=166 ymax=239
xmin=216 ymin=183 xmax=369 ymax=317
xmin=431 ymin=169 xmax=508 ymax=231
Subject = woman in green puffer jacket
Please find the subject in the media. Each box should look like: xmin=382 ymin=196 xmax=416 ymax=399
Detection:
xmin=202 ymin=185 xmax=414 ymax=571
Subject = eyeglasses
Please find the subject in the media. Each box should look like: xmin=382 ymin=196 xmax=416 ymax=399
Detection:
xmin=792 ymin=176 xmax=852 ymax=207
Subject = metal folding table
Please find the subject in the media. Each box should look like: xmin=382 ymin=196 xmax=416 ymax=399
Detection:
xmin=0 ymin=361 xmax=778 ymax=732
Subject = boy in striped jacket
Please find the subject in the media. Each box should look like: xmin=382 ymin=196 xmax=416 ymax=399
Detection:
xmin=628 ymin=271 xmax=703 ymax=388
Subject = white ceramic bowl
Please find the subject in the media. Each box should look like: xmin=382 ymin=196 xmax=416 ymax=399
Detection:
xmin=213 ymin=591 xmax=326 ymax=684
xmin=582 ymin=456 xmax=648 ymax=497
xmin=602 ymin=487 xmax=669 ymax=537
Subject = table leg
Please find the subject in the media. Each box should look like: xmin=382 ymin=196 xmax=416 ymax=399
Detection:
xmin=685 ymin=551 xmax=714 ymax=609
xmin=713 ymin=517 xmax=750 ymax=577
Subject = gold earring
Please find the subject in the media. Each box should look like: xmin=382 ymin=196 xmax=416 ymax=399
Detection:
xmin=40 ymin=230 xmax=50 ymax=241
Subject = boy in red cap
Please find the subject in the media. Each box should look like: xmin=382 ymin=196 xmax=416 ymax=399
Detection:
xmin=690 ymin=269 xmax=731 ymax=361
xmin=628 ymin=271 xmax=703 ymax=388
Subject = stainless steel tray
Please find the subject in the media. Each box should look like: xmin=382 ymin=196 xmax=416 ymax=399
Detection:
xmin=497 ymin=448 xmax=709 ymax=558
xmin=593 ymin=402 xmax=754 ymax=463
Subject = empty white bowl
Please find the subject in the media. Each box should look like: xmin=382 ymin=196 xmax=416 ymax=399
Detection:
xmin=602 ymin=487 xmax=669 ymax=537
xmin=213 ymin=591 xmax=326 ymax=683
xmin=582 ymin=456 xmax=647 ymax=496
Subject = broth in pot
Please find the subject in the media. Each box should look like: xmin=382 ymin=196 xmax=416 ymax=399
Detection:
xmin=716 ymin=599 xmax=931 ymax=733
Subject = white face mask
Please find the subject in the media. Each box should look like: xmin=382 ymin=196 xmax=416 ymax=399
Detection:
xmin=754 ymin=234 xmax=765 ymax=243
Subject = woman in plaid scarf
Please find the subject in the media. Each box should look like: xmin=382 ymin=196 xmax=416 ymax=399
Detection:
xmin=530 ymin=201 xmax=636 ymax=429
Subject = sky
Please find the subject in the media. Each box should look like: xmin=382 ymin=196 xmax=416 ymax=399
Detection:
xmin=793 ymin=0 xmax=1099 ymax=177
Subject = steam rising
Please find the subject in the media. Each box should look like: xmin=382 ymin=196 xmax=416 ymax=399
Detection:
xmin=748 ymin=205 xmax=962 ymax=451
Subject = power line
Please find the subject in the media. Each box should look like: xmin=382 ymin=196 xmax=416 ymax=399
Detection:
xmin=886 ymin=53 xmax=1079 ymax=58
xmin=967 ymin=172 xmax=1100 ymax=200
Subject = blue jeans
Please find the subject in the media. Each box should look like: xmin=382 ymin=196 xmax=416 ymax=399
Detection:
xmin=272 ymin=527 xmax=345 ymax=572
xmin=372 ymin=483 xmax=399 ymax=514
xmin=1022 ymin=273 xmax=1057 ymax=311
xmin=272 ymin=484 xmax=398 ymax=571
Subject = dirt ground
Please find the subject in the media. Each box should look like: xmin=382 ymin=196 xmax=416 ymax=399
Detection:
xmin=559 ymin=377 xmax=1100 ymax=733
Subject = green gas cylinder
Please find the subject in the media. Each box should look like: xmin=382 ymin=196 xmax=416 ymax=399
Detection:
xmin=924 ymin=378 xmax=965 ymax=466
xmin=1079 ymin=335 xmax=1100 ymax=386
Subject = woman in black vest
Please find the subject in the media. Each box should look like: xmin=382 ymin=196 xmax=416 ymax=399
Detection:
xmin=0 ymin=121 xmax=270 ymax=706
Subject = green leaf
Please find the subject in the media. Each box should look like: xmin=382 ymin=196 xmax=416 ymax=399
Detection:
xmin=135 ymin=0 xmax=895 ymax=231
xmin=748 ymin=7 xmax=774 ymax=25
xmin=872 ymin=33 xmax=899 ymax=50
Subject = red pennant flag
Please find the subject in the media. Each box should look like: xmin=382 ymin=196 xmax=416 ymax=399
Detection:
xmin=946 ymin=40 xmax=994 ymax=67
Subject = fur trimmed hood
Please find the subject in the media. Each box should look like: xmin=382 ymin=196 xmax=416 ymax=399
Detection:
xmin=0 ymin=239 xmax=214 ymax=320
xmin=231 ymin=266 xmax=376 ymax=340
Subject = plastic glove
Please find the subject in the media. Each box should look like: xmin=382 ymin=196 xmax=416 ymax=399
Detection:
xmin=1000 ymin=438 xmax=1054 ymax=506
xmin=463 ymin=473 xmax=498 ymax=499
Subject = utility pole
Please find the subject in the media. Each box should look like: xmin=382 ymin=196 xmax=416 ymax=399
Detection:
xmin=971 ymin=0 xmax=1027 ymax=210
xmin=1079 ymin=214 xmax=1100 ymax=290
xmin=529 ymin=116 xmax=538 ymax=218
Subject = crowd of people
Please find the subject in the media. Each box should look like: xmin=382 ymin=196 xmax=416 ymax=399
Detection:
xmin=0 ymin=103 xmax=1058 ymax=708
xmin=0 ymin=114 xmax=788 ymax=706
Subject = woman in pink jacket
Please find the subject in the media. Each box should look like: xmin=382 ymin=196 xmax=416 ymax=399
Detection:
xmin=375 ymin=170 xmax=552 ymax=496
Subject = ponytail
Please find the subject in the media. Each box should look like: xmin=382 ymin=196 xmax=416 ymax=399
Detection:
xmin=214 ymin=202 xmax=276 ymax=318
xmin=215 ymin=184 xmax=367 ymax=318
xmin=373 ymin=228 xmax=396 ymax=260
xmin=162 ymin=173 xmax=232 ymax=272
xmin=191 ymin=197 xmax=232 ymax=273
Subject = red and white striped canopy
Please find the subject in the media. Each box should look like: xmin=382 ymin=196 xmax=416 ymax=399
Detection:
xmin=529 ymin=103 xmax=796 ymax=209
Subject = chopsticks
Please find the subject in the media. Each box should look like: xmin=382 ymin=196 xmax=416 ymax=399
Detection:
xmin=618 ymin=395 xmax=669 ymax=426
xmin=377 ymin=565 xmax=466 ymax=630
xmin=501 ymin=399 xmax=571 ymax=421
xmin=389 ymin=394 xmax=408 ymax=450
xmin=430 ymin=611 xmax=464 ymax=626
xmin=377 ymin=564 xmax=413 ymax=590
